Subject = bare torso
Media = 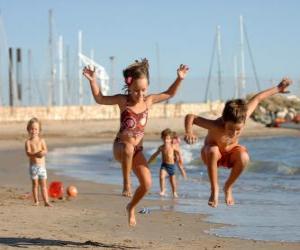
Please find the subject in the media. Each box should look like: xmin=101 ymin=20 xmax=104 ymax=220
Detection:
xmin=26 ymin=137 xmax=46 ymax=166
xmin=204 ymin=118 xmax=244 ymax=153
xmin=161 ymin=144 xmax=176 ymax=164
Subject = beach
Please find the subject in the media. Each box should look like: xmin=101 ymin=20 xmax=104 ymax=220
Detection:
xmin=0 ymin=117 xmax=300 ymax=249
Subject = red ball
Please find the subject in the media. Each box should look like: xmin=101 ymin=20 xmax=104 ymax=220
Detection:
xmin=48 ymin=181 xmax=64 ymax=199
xmin=67 ymin=185 xmax=78 ymax=197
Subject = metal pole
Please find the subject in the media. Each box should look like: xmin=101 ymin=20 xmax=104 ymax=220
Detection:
xmin=48 ymin=9 xmax=54 ymax=106
xmin=216 ymin=25 xmax=223 ymax=101
xmin=78 ymin=30 xmax=83 ymax=106
xmin=109 ymin=56 xmax=115 ymax=94
xmin=16 ymin=48 xmax=22 ymax=105
xmin=239 ymin=15 xmax=246 ymax=98
xmin=8 ymin=48 xmax=14 ymax=106
xmin=58 ymin=35 xmax=64 ymax=106
xmin=28 ymin=49 xmax=32 ymax=106
xmin=234 ymin=55 xmax=238 ymax=99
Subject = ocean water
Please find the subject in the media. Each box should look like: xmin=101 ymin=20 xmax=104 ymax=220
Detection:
xmin=47 ymin=136 xmax=300 ymax=242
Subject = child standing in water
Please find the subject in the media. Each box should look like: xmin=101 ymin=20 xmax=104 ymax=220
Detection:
xmin=184 ymin=78 xmax=291 ymax=208
xmin=25 ymin=117 xmax=52 ymax=207
xmin=83 ymin=59 xmax=188 ymax=226
xmin=148 ymin=129 xmax=186 ymax=198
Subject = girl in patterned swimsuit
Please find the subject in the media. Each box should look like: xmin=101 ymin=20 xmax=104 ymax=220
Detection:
xmin=83 ymin=59 xmax=189 ymax=226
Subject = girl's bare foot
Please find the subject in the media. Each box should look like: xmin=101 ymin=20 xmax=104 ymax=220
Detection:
xmin=208 ymin=189 xmax=219 ymax=208
xmin=44 ymin=202 xmax=53 ymax=207
xmin=224 ymin=186 xmax=235 ymax=206
xmin=33 ymin=201 xmax=39 ymax=206
xmin=173 ymin=192 xmax=178 ymax=198
xmin=126 ymin=203 xmax=136 ymax=227
xmin=159 ymin=191 xmax=166 ymax=196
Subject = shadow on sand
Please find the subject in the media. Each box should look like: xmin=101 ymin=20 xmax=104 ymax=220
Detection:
xmin=0 ymin=237 xmax=140 ymax=249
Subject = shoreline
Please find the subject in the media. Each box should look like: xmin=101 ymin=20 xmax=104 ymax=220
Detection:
xmin=0 ymin=118 xmax=299 ymax=249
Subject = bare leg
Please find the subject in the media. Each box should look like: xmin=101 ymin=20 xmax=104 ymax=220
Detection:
xmin=159 ymin=169 xmax=167 ymax=196
xmin=39 ymin=179 xmax=52 ymax=207
xmin=224 ymin=150 xmax=249 ymax=206
xmin=202 ymin=145 xmax=221 ymax=208
xmin=126 ymin=151 xmax=152 ymax=227
xmin=32 ymin=179 xmax=39 ymax=205
xmin=169 ymin=175 xmax=178 ymax=198
xmin=113 ymin=141 xmax=134 ymax=197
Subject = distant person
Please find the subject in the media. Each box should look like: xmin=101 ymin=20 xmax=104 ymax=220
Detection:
xmin=148 ymin=129 xmax=186 ymax=198
xmin=184 ymin=78 xmax=292 ymax=208
xmin=25 ymin=117 xmax=52 ymax=207
xmin=83 ymin=59 xmax=189 ymax=226
xmin=172 ymin=131 xmax=187 ymax=179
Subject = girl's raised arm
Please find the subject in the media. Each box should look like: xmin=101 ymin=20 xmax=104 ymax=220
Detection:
xmin=147 ymin=64 xmax=189 ymax=105
xmin=83 ymin=65 xmax=124 ymax=105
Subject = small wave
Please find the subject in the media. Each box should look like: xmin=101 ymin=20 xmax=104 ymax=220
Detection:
xmin=247 ymin=161 xmax=300 ymax=176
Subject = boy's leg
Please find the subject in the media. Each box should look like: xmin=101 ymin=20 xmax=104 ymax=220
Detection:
xmin=113 ymin=140 xmax=134 ymax=197
xmin=201 ymin=145 xmax=222 ymax=208
xmin=159 ymin=169 xmax=167 ymax=196
xmin=224 ymin=150 xmax=249 ymax=206
xmin=169 ymin=175 xmax=178 ymax=198
xmin=126 ymin=151 xmax=152 ymax=227
xmin=39 ymin=179 xmax=52 ymax=207
xmin=32 ymin=179 xmax=39 ymax=205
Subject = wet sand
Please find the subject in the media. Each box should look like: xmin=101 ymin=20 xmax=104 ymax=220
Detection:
xmin=0 ymin=117 xmax=299 ymax=249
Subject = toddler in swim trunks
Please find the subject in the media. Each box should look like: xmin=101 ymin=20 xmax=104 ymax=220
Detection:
xmin=25 ymin=117 xmax=52 ymax=207
xmin=148 ymin=129 xmax=186 ymax=198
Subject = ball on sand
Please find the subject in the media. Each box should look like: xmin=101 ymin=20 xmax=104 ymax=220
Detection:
xmin=67 ymin=185 xmax=78 ymax=197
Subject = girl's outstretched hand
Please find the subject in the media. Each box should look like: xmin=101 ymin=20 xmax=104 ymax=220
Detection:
xmin=277 ymin=77 xmax=292 ymax=93
xmin=177 ymin=64 xmax=189 ymax=80
xmin=83 ymin=65 xmax=96 ymax=81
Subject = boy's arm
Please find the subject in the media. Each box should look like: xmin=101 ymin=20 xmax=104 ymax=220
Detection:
xmin=147 ymin=65 xmax=189 ymax=104
xmin=174 ymin=149 xmax=187 ymax=179
xmin=246 ymin=78 xmax=292 ymax=119
xmin=147 ymin=147 xmax=161 ymax=165
xmin=83 ymin=65 xmax=124 ymax=105
xmin=25 ymin=141 xmax=35 ymax=157
xmin=184 ymin=114 xmax=215 ymax=144
xmin=36 ymin=139 xmax=48 ymax=157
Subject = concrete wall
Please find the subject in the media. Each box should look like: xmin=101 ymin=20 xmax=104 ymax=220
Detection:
xmin=0 ymin=102 xmax=224 ymax=122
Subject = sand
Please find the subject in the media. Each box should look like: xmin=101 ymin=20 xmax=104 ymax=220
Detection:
xmin=0 ymin=117 xmax=299 ymax=249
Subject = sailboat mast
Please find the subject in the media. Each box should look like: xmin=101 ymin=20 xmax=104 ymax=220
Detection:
xmin=58 ymin=35 xmax=64 ymax=106
xmin=239 ymin=15 xmax=246 ymax=98
xmin=216 ymin=25 xmax=223 ymax=101
xmin=48 ymin=9 xmax=55 ymax=106
xmin=78 ymin=30 xmax=83 ymax=106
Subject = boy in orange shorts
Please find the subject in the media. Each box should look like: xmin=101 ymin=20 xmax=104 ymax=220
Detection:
xmin=184 ymin=78 xmax=291 ymax=208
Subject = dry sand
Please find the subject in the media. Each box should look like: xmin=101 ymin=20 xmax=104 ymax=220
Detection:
xmin=0 ymin=117 xmax=299 ymax=249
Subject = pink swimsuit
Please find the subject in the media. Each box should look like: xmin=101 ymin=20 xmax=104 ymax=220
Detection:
xmin=115 ymin=102 xmax=148 ymax=156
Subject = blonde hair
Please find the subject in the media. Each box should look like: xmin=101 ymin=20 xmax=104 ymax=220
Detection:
xmin=27 ymin=117 xmax=42 ymax=132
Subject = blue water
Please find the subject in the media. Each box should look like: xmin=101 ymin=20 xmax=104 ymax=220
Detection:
xmin=47 ymin=136 xmax=300 ymax=242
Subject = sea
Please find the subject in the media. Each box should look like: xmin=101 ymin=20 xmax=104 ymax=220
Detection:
xmin=47 ymin=135 xmax=300 ymax=242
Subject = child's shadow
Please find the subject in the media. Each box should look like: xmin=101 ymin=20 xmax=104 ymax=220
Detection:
xmin=0 ymin=237 xmax=139 ymax=249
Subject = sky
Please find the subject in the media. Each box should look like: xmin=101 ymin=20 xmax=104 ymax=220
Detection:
xmin=0 ymin=0 xmax=299 ymax=105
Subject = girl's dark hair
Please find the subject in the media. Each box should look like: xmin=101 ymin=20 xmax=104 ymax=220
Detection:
xmin=122 ymin=58 xmax=149 ymax=93
xmin=222 ymin=99 xmax=248 ymax=124
xmin=27 ymin=117 xmax=42 ymax=132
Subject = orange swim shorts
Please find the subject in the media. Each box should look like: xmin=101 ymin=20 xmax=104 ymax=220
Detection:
xmin=217 ymin=145 xmax=248 ymax=168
